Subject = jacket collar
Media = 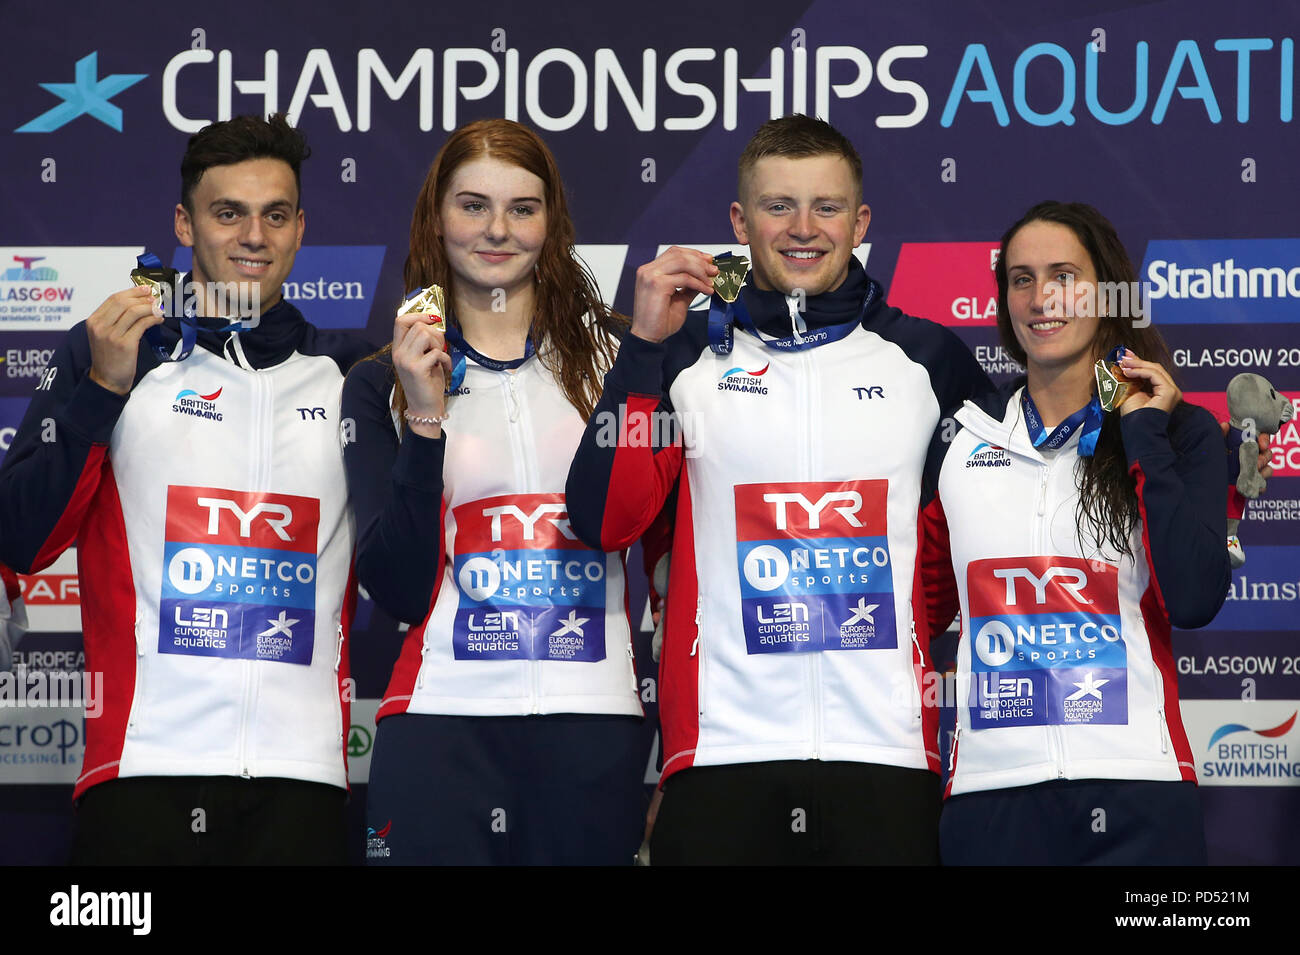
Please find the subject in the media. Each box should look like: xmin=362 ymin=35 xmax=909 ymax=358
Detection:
xmin=159 ymin=277 xmax=308 ymax=370
xmin=955 ymin=375 xmax=1084 ymax=461
xmin=737 ymin=256 xmax=878 ymax=338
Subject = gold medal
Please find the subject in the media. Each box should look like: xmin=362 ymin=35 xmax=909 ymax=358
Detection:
xmin=129 ymin=268 xmax=170 ymax=310
xmin=1094 ymin=355 xmax=1132 ymax=412
xmin=396 ymin=284 xmax=448 ymax=330
xmin=712 ymin=254 xmax=750 ymax=304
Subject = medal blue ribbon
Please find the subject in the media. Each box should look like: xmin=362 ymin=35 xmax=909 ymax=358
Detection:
xmin=706 ymin=263 xmax=880 ymax=355
xmin=1021 ymin=389 xmax=1103 ymax=457
xmin=137 ymin=253 xmax=246 ymax=362
xmin=442 ymin=322 xmax=533 ymax=394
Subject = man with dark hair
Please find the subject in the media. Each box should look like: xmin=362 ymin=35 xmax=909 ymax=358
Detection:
xmin=0 ymin=113 xmax=371 ymax=864
xmin=567 ymin=115 xmax=995 ymax=864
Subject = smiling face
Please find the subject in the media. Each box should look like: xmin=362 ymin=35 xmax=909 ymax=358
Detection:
xmin=436 ymin=155 xmax=547 ymax=302
xmin=729 ymin=154 xmax=870 ymax=297
xmin=1003 ymin=219 xmax=1103 ymax=374
xmin=174 ymin=157 xmax=304 ymax=315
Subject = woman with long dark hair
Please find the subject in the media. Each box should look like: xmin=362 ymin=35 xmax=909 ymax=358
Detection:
xmin=341 ymin=119 xmax=645 ymax=864
xmin=924 ymin=200 xmax=1230 ymax=864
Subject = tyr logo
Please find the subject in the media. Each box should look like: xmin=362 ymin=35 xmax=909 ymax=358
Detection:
xmin=993 ymin=566 xmax=1090 ymax=606
xmin=297 ymin=407 xmax=327 ymax=420
xmin=195 ymin=498 xmax=294 ymax=541
xmin=762 ymin=491 xmax=863 ymax=531
xmin=482 ymin=502 xmax=576 ymax=542
xmin=852 ymin=386 xmax=885 ymax=399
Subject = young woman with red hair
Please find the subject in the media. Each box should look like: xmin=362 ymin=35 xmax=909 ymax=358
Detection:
xmin=342 ymin=119 xmax=646 ymax=865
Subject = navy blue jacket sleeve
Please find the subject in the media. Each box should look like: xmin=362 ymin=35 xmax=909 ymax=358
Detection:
xmin=341 ymin=356 xmax=448 ymax=625
xmin=917 ymin=320 xmax=999 ymax=505
xmin=1122 ymin=402 xmax=1231 ymax=629
xmin=0 ymin=323 xmax=128 ymax=573
xmin=565 ymin=330 xmax=686 ymax=552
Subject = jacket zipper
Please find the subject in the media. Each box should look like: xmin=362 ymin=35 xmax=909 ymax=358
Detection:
xmin=797 ymin=349 xmax=823 ymax=758
xmin=127 ymin=616 xmax=145 ymax=735
xmin=1153 ymin=660 xmax=1171 ymax=755
xmin=690 ymin=597 xmax=705 ymax=719
xmin=333 ymin=620 xmax=347 ymax=755
xmin=1034 ymin=454 xmax=1066 ymax=779
xmin=237 ymin=660 xmax=254 ymax=778
xmin=909 ymin=620 xmax=925 ymax=727
xmin=241 ymin=364 xmax=275 ymax=778
xmin=625 ymin=643 xmax=638 ymax=694
xmin=502 ymin=369 xmax=539 ymax=712
xmin=1034 ymin=453 xmax=1066 ymax=778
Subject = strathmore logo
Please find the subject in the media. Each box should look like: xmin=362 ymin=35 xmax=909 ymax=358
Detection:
xmin=172 ymin=387 xmax=223 ymax=421
xmin=966 ymin=441 xmax=1011 ymax=468
xmin=717 ymin=362 xmax=770 ymax=395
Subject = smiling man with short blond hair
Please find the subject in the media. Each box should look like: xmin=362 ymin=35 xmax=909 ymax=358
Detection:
xmin=567 ymin=114 xmax=996 ymax=865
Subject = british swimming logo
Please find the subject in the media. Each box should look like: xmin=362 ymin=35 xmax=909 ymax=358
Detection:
xmin=965 ymin=442 xmax=1011 ymax=468
xmin=366 ymin=820 xmax=392 ymax=859
xmin=718 ymin=363 xmax=770 ymax=395
xmin=1207 ymin=711 xmax=1296 ymax=748
xmin=173 ymin=387 xmax=223 ymax=421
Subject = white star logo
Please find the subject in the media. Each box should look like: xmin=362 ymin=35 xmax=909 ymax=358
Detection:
xmin=840 ymin=598 xmax=878 ymax=628
xmin=1066 ymin=672 xmax=1109 ymax=701
xmin=551 ymin=610 xmax=589 ymax=638
xmin=258 ymin=610 xmax=300 ymax=639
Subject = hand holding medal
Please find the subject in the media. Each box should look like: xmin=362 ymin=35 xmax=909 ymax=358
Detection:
xmin=393 ymin=284 xmax=455 ymax=434
xmin=1096 ymin=345 xmax=1181 ymax=416
xmin=630 ymin=246 xmax=718 ymax=343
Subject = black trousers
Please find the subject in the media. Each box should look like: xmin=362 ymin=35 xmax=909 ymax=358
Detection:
xmin=364 ymin=712 xmax=648 ymax=865
xmin=649 ymin=760 xmax=942 ymax=865
xmin=941 ymin=778 xmax=1208 ymax=865
xmin=69 ymin=775 xmax=348 ymax=866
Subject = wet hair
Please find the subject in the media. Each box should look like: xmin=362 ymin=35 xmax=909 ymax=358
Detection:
xmin=181 ymin=113 xmax=309 ymax=212
xmin=994 ymin=200 xmax=1178 ymax=560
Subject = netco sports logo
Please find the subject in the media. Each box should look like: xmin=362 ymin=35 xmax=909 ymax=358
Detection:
xmin=734 ymin=480 xmax=896 ymax=655
xmin=966 ymin=555 xmax=1126 ymax=728
xmin=451 ymin=493 xmax=606 ymax=662
xmin=160 ymin=486 xmax=319 ymax=665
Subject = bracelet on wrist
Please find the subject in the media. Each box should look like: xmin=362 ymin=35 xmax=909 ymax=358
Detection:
xmin=403 ymin=410 xmax=449 ymax=426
